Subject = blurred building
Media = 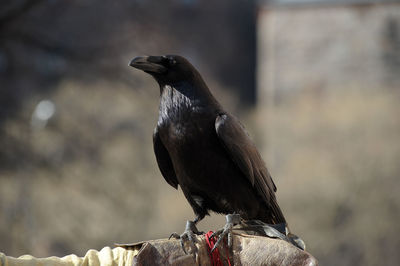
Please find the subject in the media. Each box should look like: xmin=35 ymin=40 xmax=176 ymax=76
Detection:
xmin=255 ymin=2 xmax=400 ymax=265
xmin=257 ymin=0 xmax=400 ymax=105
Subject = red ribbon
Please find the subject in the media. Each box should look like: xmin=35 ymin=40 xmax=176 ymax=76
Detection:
xmin=204 ymin=231 xmax=232 ymax=266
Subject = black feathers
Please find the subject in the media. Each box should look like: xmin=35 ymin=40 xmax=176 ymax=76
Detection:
xmin=130 ymin=55 xmax=287 ymax=225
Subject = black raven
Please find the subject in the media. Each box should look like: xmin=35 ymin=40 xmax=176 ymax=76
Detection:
xmin=129 ymin=55 xmax=296 ymax=251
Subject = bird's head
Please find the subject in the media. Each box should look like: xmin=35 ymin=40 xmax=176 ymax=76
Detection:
xmin=129 ymin=55 xmax=200 ymax=86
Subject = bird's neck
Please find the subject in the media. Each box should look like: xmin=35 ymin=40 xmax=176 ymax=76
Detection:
xmin=158 ymin=83 xmax=222 ymax=126
xmin=160 ymin=80 xmax=220 ymax=107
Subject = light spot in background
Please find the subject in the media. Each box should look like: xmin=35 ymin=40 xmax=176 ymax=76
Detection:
xmin=31 ymin=100 xmax=56 ymax=129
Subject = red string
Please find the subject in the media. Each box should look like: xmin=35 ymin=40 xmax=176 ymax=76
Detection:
xmin=204 ymin=231 xmax=232 ymax=266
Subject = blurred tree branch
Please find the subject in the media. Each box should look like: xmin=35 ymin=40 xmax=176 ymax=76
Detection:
xmin=0 ymin=0 xmax=45 ymax=29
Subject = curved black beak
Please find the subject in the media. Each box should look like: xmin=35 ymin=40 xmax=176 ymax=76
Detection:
xmin=129 ymin=56 xmax=167 ymax=74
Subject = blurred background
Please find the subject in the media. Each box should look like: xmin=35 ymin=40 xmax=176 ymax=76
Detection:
xmin=0 ymin=0 xmax=399 ymax=265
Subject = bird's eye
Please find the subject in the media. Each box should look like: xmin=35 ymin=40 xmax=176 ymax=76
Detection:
xmin=169 ymin=59 xmax=177 ymax=66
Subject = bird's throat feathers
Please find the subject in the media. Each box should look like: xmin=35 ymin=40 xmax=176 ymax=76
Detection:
xmin=158 ymin=82 xmax=220 ymax=126
xmin=159 ymin=84 xmax=200 ymax=123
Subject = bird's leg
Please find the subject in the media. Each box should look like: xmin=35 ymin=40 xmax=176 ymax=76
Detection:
xmin=209 ymin=213 xmax=241 ymax=253
xmin=169 ymin=215 xmax=204 ymax=254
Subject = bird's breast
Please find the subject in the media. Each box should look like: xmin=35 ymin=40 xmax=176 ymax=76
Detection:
xmin=158 ymin=88 xmax=214 ymax=144
xmin=158 ymin=111 xmax=212 ymax=146
xmin=157 ymin=85 xmax=228 ymax=187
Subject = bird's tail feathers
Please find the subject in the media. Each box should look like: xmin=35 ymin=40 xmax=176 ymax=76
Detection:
xmin=270 ymin=198 xmax=287 ymax=224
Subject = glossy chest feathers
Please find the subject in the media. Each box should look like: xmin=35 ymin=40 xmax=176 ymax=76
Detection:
xmin=157 ymin=84 xmax=216 ymax=149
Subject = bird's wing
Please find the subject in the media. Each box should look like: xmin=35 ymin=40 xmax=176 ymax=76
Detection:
xmin=153 ymin=127 xmax=179 ymax=189
xmin=215 ymin=113 xmax=278 ymax=204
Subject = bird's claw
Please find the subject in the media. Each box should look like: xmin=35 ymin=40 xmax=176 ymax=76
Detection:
xmin=169 ymin=220 xmax=203 ymax=255
xmin=209 ymin=213 xmax=241 ymax=253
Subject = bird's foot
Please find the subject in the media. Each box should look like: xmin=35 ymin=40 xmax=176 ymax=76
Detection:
xmin=169 ymin=220 xmax=203 ymax=255
xmin=209 ymin=213 xmax=241 ymax=253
